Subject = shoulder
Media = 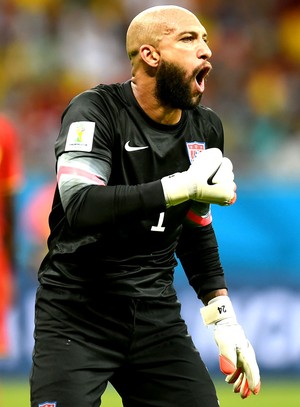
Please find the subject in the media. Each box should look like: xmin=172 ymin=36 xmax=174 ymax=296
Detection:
xmin=69 ymin=83 xmax=128 ymax=110
xmin=190 ymin=104 xmax=224 ymax=135
xmin=195 ymin=104 xmax=223 ymax=125
xmin=185 ymin=105 xmax=224 ymax=150
xmin=60 ymin=83 xmax=128 ymax=125
xmin=58 ymin=83 xmax=129 ymax=130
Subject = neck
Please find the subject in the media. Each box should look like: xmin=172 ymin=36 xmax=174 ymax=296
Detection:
xmin=130 ymin=79 xmax=182 ymax=125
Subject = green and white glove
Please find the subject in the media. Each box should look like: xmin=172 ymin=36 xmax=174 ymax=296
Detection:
xmin=200 ymin=296 xmax=261 ymax=399
xmin=161 ymin=148 xmax=236 ymax=207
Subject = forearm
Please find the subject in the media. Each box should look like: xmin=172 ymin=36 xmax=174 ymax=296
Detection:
xmin=65 ymin=181 xmax=166 ymax=231
xmin=201 ymin=288 xmax=228 ymax=305
xmin=176 ymin=224 xmax=227 ymax=299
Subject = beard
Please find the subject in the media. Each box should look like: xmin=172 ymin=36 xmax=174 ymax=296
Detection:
xmin=155 ymin=60 xmax=203 ymax=110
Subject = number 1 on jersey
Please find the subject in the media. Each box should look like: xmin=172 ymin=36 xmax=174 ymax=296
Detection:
xmin=151 ymin=212 xmax=165 ymax=232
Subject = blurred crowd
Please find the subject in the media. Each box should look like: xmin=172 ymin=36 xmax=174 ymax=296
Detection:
xmin=0 ymin=0 xmax=300 ymax=178
xmin=0 ymin=0 xmax=299 ymax=373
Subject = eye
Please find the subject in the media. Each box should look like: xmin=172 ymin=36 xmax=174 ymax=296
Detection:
xmin=181 ymin=35 xmax=194 ymax=42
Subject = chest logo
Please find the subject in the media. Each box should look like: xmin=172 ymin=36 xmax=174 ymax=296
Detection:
xmin=125 ymin=141 xmax=149 ymax=152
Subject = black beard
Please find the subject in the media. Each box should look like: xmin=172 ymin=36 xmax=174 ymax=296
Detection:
xmin=155 ymin=60 xmax=203 ymax=110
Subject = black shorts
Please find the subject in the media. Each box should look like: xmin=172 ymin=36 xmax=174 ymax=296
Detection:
xmin=30 ymin=285 xmax=219 ymax=407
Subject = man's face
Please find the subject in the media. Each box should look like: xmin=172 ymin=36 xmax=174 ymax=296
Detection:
xmin=155 ymin=59 xmax=204 ymax=109
xmin=153 ymin=14 xmax=212 ymax=110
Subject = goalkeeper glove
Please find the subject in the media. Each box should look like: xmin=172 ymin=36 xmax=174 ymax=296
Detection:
xmin=161 ymin=148 xmax=236 ymax=207
xmin=200 ymin=296 xmax=261 ymax=399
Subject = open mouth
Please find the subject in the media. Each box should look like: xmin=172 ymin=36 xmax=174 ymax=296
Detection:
xmin=195 ymin=65 xmax=211 ymax=93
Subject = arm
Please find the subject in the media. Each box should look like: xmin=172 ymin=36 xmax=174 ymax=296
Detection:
xmin=202 ymin=288 xmax=228 ymax=305
xmin=176 ymin=203 xmax=227 ymax=302
xmin=57 ymin=148 xmax=236 ymax=232
xmin=176 ymin=204 xmax=261 ymax=399
xmin=57 ymin=152 xmax=166 ymax=231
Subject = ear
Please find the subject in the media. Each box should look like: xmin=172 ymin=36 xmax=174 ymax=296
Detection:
xmin=140 ymin=45 xmax=160 ymax=68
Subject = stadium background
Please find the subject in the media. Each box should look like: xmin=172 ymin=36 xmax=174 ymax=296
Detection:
xmin=0 ymin=0 xmax=299 ymax=404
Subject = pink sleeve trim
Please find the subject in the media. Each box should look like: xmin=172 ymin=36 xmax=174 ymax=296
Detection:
xmin=57 ymin=165 xmax=106 ymax=186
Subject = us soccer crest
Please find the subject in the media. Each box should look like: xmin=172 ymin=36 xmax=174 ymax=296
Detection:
xmin=38 ymin=403 xmax=57 ymax=407
xmin=186 ymin=141 xmax=205 ymax=162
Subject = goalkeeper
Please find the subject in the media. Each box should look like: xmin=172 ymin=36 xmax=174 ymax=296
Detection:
xmin=30 ymin=5 xmax=260 ymax=407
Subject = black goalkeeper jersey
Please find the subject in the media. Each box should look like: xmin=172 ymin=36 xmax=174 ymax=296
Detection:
xmin=38 ymin=80 xmax=226 ymax=299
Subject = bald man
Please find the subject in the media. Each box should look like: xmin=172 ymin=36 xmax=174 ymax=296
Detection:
xmin=30 ymin=6 xmax=260 ymax=407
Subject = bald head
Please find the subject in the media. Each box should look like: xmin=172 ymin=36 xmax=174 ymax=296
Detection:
xmin=126 ymin=5 xmax=200 ymax=61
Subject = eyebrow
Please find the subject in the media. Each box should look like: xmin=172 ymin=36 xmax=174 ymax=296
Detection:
xmin=177 ymin=30 xmax=208 ymax=40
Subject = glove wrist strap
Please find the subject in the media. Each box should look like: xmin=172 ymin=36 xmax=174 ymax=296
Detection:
xmin=161 ymin=172 xmax=190 ymax=207
xmin=200 ymin=295 xmax=237 ymax=325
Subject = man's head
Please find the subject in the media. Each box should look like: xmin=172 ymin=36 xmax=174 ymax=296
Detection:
xmin=126 ymin=5 xmax=212 ymax=110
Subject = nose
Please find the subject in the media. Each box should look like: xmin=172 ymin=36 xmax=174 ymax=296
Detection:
xmin=198 ymin=41 xmax=212 ymax=60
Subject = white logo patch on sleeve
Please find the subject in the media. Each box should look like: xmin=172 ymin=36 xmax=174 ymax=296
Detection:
xmin=65 ymin=121 xmax=95 ymax=152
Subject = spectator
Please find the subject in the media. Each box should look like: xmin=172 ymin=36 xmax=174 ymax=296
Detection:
xmin=0 ymin=114 xmax=23 ymax=357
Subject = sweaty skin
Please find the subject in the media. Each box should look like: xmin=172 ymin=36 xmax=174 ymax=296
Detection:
xmin=126 ymin=5 xmax=212 ymax=125
xmin=126 ymin=6 xmax=201 ymax=60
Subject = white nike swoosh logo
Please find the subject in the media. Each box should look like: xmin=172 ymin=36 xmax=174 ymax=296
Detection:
xmin=125 ymin=141 xmax=149 ymax=152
